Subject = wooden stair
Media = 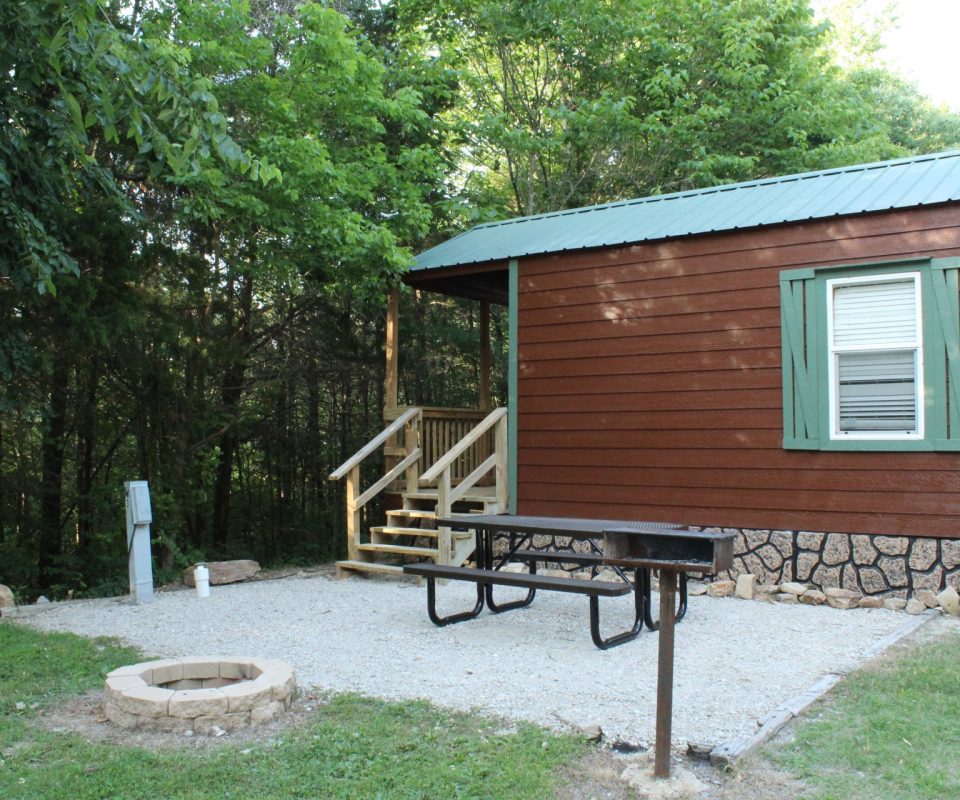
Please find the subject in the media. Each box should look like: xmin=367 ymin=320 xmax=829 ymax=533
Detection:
xmin=335 ymin=487 xmax=499 ymax=579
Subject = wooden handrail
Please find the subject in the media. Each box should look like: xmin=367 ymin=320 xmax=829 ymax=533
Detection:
xmin=328 ymin=406 xmax=421 ymax=481
xmin=420 ymin=407 xmax=507 ymax=485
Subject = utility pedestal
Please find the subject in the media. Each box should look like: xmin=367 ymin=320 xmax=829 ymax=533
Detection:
xmin=125 ymin=480 xmax=154 ymax=604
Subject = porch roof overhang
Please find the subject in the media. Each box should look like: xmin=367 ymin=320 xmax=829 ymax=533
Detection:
xmin=402 ymin=259 xmax=508 ymax=305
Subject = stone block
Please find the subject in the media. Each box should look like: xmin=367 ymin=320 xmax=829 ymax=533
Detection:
xmin=112 ymin=686 xmax=173 ymax=717
xmin=183 ymin=560 xmax=261 ymax=587
xmin=942 ymin=540 xmax=960 ymax=570
xmin=796 ymin=552 xmax=819 ymax=581
xmin=825 ymin=589 xmax=861 ymax=610
xmin=908 ymin=539 xmax=938 ymax=571
xmin=105 ymin=675 xmax=147 ymax=702
xmin=822 ymin=534 xmax=851 ymax=565
xmin=851 ymin=535 xmax=878 ymax=566
xmin=776 ymin=593 xmax=799 ymax=604
xmin=812 ymin=564 xmax=841 ymax=590
xmin=250 ymin=700 xmax=285 ymax=724
xmin=193 ymin=712 xmax=251 ymax=733
xmin=936 ymin=586 xmax=960 ymax=616
xmin=168 ymin=688 xmax=229 ymax=718
xmin=800 ymin=589 xmax=826 ymax=605
xmin=883 ymin=598 xmax=907 ymax=611
xmin=875 ymin=536 xmax=908 ymax=556
xmin=905 ymin=598 xmax=926 ymax=615
xmin=271 ymin=671 xmax=297 ymax=702
xmin=841 ymin=563 xmax=860 ymax=591
xmin=755 ymin=584 xmax=779 ymax=600
xmin=912 ymin=566 xmax=944 ymax=592
xmin=770 ymin=531 xmax=794 ymax=557
xmin=219 ymin=660 xmax=255 ymax=680
xmin=105 ymin=704 xmax=147 ymax=730
xmin=0 ymin=584 xmax=14 ymax=609
xmin=797 ymin=532 xmax=824 ymax=550
xmin=858 ymin=596 xmax=884 ymax=609
xmin=779 ymin=581 xmax=808 ymax=596
xmin=148 ymin=659 xmax=185 ymax=686
xmin=877 ymin=557 xmax=908 ymax=588
xmin=107 ymin=663 xmax=151 ymax=680
xmin=705 ymin=580 xmax=735 ymax=598
xmin=859 ymin=567 xmax=888 ymax=594
xmin=735 ymin=574 xmax=755 ymax=600
xmin=220 ymin=680 xmax=274 ymax=713
xmin=757 ymin=544 xmax=784 ymax=571
xmin=179 ymin=657 xmax=221 ymax=681
xmin=915 ymin=589 xmax=939 ymax=609
xmin=687 ymin=581 xmax=707 ymax=596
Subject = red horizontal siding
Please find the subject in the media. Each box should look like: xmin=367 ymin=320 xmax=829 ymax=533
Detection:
xmin=515 ymin=205 xmax=960 ymax=538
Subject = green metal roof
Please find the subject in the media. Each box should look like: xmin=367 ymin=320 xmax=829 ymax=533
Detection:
xmin=412 ymin=150 xmax=960 ymax=273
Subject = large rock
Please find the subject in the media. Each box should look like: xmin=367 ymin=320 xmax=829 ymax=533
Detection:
xmin=937 ymin=586 xmax=960 ymax=616
xmin=905 ymin=598 xmax=926 ymax=616
xmin=914 ymin=589 xmax=939 ymax=609
xmin=779 ymin=581 xmax=808 ymax=596
xmin=735 ymin=574 xmax=755 ymax=600
xmin=824 ymin=588 xmax=861 ymax=610
xmin=705 ymin=580 xmax=735 ymax=598
xmin=0 ymin=584 xmax=14 ymax=609
xmin=183 ymin=560 xmax=261 ymax=587
xmin=799 ymin=589 xmax=827 ymax=605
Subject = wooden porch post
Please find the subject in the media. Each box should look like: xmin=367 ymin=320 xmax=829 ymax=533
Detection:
xmin=479 ymin=300 xmax=491 ymax=412
xmin=385 ymin=287 xmax=400 ymax=417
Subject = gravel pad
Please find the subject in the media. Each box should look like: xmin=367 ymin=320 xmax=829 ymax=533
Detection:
xmin=22 ymin=574 xmax=908 ymax=747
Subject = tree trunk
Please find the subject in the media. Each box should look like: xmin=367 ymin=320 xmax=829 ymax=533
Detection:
xmin=75 ymin=358 xmax=98 ymax=557
xmin=211 ymin=270 xmax=254 ymax=550
xmin=38 ymin=343 xmax=70 ymax=592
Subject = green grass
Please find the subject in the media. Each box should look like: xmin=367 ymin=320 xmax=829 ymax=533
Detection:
xmin=0 ymin=623 xmax=588 ymax=799
xmin=773 ymin=630 xmax=960 ymax=800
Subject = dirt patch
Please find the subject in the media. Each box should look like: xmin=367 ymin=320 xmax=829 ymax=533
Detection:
xmin=33 ymin=688 xmax=324 ymax=751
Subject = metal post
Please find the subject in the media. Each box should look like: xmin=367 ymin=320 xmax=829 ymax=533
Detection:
xmin=654 ymin=569 xmax=678 ymax=778
xmin=125 ymin=481 xmax=155 ymax=604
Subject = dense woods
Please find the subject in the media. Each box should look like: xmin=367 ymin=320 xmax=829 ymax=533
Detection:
xmin=3 ymin=0 xmax=959 ymax=599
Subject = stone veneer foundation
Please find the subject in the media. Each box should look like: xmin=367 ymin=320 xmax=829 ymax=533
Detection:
xmin=707 ymin=530 xmax=960 ymax=599
xmin=525 ymin=530 xmax=960 ymax=600
xmin=104 ymin=657 xmax=296 ymax=734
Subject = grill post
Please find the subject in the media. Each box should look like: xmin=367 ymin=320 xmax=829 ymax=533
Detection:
xmin=654 ymin=569 xmax=678 ymax=778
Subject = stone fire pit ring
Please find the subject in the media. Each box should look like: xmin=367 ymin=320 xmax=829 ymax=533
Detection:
xmin=104 ymin=657 xmax=296 ymax=734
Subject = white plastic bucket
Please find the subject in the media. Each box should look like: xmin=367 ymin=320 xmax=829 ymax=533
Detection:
xmin=194 ymin=565 xmax=210 ymax=598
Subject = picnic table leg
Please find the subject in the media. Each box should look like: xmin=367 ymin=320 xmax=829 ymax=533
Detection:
xmin=654 ymin=570 xmax=678 ymax=779
xmin=484 ymin=527 xmax=537 ymax=613
xmin=588 ymin=568 xmax=643 ymax=649
xmin=424 ymin=575 xmax=485 ymax=626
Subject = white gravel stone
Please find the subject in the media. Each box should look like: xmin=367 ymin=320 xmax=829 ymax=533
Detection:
xmin=22 ymin=573 xmax=907 ymax=749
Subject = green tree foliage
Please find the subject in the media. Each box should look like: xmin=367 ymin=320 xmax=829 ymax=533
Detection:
xmin=397 ymin=0 xmax=952 ymax=217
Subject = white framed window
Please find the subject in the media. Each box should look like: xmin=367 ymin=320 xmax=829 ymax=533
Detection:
xmin=826 ymin=273 xmax=923 ymax=439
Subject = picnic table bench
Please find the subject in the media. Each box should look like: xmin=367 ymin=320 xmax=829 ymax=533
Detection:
xmin=402 ymin=514 xmax=691 ymax=649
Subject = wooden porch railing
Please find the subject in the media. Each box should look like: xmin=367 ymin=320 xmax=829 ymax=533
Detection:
xmin=419 ymin=406 xmax=508 ymax=565
xmin=328 ymin=407 xmax=421 ymax=562
xmin=385 ymin=406 xmax=493 ymax=485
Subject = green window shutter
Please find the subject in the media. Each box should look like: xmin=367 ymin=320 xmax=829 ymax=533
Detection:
xmin=780 ymin=270 xmax=820 ymax=449
xmin=929 ymin=258 xmax=960 ymax=450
